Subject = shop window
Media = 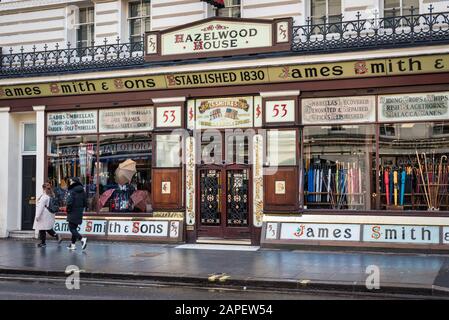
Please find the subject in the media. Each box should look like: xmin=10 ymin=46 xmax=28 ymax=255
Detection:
xmin=47 ymin=135 xmax=98 ymax=213
xmin=128 ymin=0 xmax=151 ymax=44
xmin=23 ymin=123 xmax=36 ymax=152
xmin=217 ymin=0 xmax=241 ymax=18
xmin=310 ymin=0 xmax=342 ymax=34
xmin=226 ymin=134 xmax=250 ymax=165
xmin=97 ymin=133 xmax=152 ymax=213
xmin=266 ymin=130 xmax=297 ymax=166
xmin=155 ymin=134 xmax=182 ymax=167
xmin=303 ymin=125 xmax=375 ymax=210
xmin=379 ymin=122 xmax=449 ymax=211
xmin=76 ymin=7 xmax=95 ymax=49
xmin=200 ymin=132 xmax=222 ymax=165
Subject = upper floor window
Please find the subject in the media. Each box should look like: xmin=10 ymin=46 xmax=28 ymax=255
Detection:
xmin=311 ymin=0 xmax=342 ymax=25
xmin=76 ymin=7 xmax=95 ymax=49
xmin=384 ymin=0 xmax=419 ymax=17
xmin=217 ymin=0 xmax=241 ymax=18
xmin=128 ymin=0 xmax=151 ymax=44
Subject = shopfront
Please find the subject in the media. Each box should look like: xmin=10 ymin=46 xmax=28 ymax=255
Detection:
xmin=45 ymin=106 xmax=183 ymax=242
xmin=262 ymin=91 xmax=449 ymax=251
xmin=1 ymin=17 xmax=449 ymax=250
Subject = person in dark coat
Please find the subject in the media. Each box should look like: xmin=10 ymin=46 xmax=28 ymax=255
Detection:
xmin=66 ymin=177 xmax=88 ymax=250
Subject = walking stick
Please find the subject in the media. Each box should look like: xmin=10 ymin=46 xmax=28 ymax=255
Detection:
xmin=423 ymin=152 xmax=433 ymax=209
xmin=416 ymin=151 xmax=430 ymax=209
xmin=437 ymin=155 xmax=448 ymax=209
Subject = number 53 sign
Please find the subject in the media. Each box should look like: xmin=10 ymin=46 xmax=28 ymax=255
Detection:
xmin=156 ymin=106 xmax=182 ymax=128
xmin=265 ymin=100 xmax=296 ymax=123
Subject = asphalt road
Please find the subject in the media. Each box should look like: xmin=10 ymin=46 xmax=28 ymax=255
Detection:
xmin=0 ymin=276 xmax=390 ymax=300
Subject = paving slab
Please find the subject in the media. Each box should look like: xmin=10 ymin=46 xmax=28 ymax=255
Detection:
xmin=0 ymin=239 xmax=448 ymax=297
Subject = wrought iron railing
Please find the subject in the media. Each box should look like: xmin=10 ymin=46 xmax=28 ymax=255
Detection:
xmin=1 ymin=6 xmax=449 ymax=78
xmin=0 ymin=37 xmax=145 ymax=77
xmin=292 ymin=6 xmax=449 ymax=52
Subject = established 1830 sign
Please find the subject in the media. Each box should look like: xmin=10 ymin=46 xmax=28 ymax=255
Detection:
xmin=145 ymin=17 xmax=292 ymax=61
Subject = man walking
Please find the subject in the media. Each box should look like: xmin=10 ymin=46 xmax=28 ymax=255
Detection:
xmin=66 ymin=177 xmax=88 ymax=251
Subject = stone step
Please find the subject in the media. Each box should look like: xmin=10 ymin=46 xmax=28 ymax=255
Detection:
xmin=8 ymin=230 xmax=36 ymax=239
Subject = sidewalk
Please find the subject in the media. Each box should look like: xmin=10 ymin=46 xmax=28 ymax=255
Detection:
xmin=0 ymin=239 xmax=448 ymax=297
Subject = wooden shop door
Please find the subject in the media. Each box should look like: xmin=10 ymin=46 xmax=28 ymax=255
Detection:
xmin=197 ymin=165 xmax=251 ymax=239
xmin=21 ymin=155 xmax=36 ymax=230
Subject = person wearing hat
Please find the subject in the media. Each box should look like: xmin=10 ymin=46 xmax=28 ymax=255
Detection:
xmin=66 ymin=177 xmax=88 ymax=250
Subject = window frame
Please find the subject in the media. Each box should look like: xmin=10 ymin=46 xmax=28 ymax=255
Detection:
xmin=217 ymin=0 xmax=242 ymax=18
xmin=76 ymin=6 xmax=95 ymax=49
xmin=128 ymin=0 xmax=152 ymax=43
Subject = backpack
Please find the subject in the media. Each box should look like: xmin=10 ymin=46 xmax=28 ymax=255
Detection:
xmin=46 ymin=196 xmax=60 ymax=214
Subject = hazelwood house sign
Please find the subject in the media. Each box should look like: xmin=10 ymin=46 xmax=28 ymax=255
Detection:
xmin=145 ymin=17 xmax=292 ymax=61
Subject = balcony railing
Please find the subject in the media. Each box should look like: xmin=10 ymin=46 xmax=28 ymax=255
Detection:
xmin=0 ymin=37 xmax=145 ymax=77
xmin=1 ymin=6 xmax=449 ymax=78
xmin=292 ymin=6 xmax=449 ymax=52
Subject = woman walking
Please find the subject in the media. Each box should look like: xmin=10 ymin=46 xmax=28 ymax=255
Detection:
xmin=66 ymin=177 xmax=88 ymax=251
xmin=34 ymin=183 xmax=62 ymax=248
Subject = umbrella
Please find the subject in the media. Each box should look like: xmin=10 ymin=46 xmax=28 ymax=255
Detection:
xmin=131 ymin=190 xmax=149 ymax=212
xmin=98 ymin=189 xmax=114 ymax=209
xmin=115 ymin=159 xmax=137 ymax=185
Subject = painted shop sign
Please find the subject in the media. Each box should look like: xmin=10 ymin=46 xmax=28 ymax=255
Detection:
xmin=54 ymin=218 xmax=180 ymax=239
xmin=302 ymin=96 xmax=376 ymax=124
xmin=265 ymin=100 xmax=296 ymax=123
xmin=99 ymin=107 xmax=153 ymax=133
xmin=162 ymin=21 xmax=271 ymax=55
xmin=47 ymin=111 xmax=97 ymax=135
xmin=145 ymin=17 xmax=291 ymax=61
xmin=195 ymin=96 xmax=253 ymax=129
xmin=363 ymin=225 xmax=440 ymax=244
xmin=108 ymin=220 xmax=169 ymax=237
xmin=156 ymin=106 xmax=182 ymax=128
xmin=378 ymin=92 xmax=449 ymax=122
xmin=280 ymin=223 xmax=361 ymax=241
xmin=54 ymin=219 xmax=107 ymax=235
xmin=443 ymin=227 xmax=449 ymax=244
xmin=266 ymin=222 xmax=449 ymax=245
xmin=2 ymin=54 xmax=449 ymax=100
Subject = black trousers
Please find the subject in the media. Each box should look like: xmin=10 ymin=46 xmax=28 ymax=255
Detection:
xmin=39 ymin=229 xmax=57 ymax=244
xmin=68 ymin=222 xmax=82 ymax=244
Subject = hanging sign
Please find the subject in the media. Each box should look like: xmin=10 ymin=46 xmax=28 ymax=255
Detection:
xmin=195 ymin=96 xmax=253 ymax=129
xmin=378 ymin=92 xmax=449 ymax=122
xmin=302 ymin=96 xmax=376 ymax=124
xmin=99 ymin=107 xmax=153 ymax=133
xmin=145 ymin=17 xmax=292 ymax=61
xmin=47 ymin=110 xmax=97 ymax=135
xmin=265 ymin=100 xmax=296 ymax=123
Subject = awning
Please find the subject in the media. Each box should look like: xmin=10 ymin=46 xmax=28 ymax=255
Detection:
xmin=201 ymin=0 xmax=225 ymax=8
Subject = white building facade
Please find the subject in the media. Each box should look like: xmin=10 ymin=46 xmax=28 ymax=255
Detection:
xmin=1 ymin=0 xmax=449 ymax=250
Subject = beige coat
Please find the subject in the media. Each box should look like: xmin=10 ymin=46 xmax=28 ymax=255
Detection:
xmin=33 ymin=194 xmax=55 ymax=231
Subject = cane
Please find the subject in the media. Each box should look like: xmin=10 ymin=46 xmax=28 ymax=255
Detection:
xmin=416 ymin=151 xmax=430 ymax=210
